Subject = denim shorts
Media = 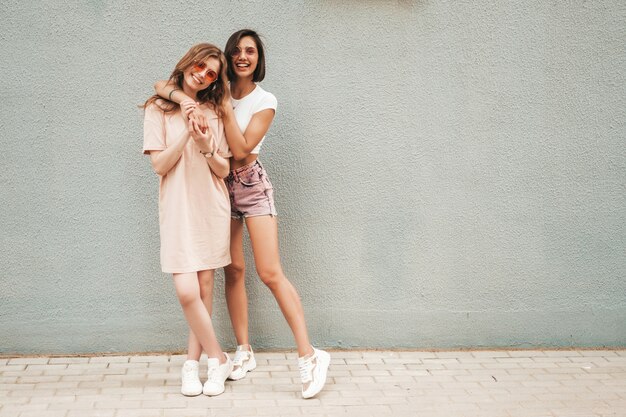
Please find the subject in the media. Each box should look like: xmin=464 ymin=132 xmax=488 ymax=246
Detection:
xmin=226 ymin=160 xmax=277 ymax=219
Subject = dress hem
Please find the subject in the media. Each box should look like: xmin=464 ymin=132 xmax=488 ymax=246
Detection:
xmin=161 ymin=258 xmax=231 ymax=274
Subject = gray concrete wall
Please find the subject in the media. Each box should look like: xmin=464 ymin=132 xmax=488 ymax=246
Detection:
xmin=1 ymin=1 xmax=625 ymax=354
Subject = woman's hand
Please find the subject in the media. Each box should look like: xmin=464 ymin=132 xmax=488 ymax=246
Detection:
xmin=180 ymin=99 xmax=196 ymax=119
xmin=181 ymin=99 xmax=208 ymax=133
xmin=154 ymin=98 xmax=169 ymax=111
xmin=188 ymin=118 xmax=215 ymax=155
xmin=189 ymin=108 xmax=208 ymax=133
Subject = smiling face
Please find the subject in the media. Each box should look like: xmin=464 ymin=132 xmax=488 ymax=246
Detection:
xmin=230 ymin=36 xmax=258 ymax=80
xmin=183 ymin=57 xmax=220 ymax=93
xmin=225 ymin=30 xmax=266 ymax=83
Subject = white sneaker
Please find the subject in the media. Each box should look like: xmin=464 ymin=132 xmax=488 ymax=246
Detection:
xmin=180 ymin=360 xmax=202 ymax=396
xmin=203 ymin=352 xmax=233 ymax=396
xmin=298 ymin=347 xmax=331 ymax=399
xmin=229 ymin=345 xmax=257 ymax=380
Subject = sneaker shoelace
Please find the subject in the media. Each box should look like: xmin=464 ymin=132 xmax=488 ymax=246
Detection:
xmin=182 ymin=364 xmax=198 ymax=384
xmin=298 ymin=356 xmax=314 ymax=383
xmin=232 ymin=350 xmax=248 ymax=367
xmin=207 ymin=364 xmax=222 ymax=383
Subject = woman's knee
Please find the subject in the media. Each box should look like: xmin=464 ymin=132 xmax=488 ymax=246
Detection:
xmin=257 ymin=266 xmax=284 ymax=290
xmin=225 ymin=262 xmax=245 ymax=284
xmin=177 ymin=288 xmax=199 ymax=307
xmin=198 ymin=284 xmax=212 ymax=302
xmin=198 ymin=276 xmax=212 ymax=295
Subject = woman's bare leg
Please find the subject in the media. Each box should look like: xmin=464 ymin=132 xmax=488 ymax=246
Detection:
xmin=186 ymin=270 xmax=215 ymax=360
xmin=224 ymin=218 xmax=250 ymax=346
xmin=173 ymin=272 xmax=224 ymax=362
xmin=245 ymin=215 xmax=312 ymax=357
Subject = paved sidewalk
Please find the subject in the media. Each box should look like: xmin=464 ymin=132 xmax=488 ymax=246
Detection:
xmin=1 ymin=350 xmax=625 ymax=417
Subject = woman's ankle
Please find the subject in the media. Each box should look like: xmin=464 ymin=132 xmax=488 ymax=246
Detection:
xmin=298 ymin=345 xmax=314 ymax=358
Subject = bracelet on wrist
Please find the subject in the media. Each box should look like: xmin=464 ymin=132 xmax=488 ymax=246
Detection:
xmin=168 ymin=88 xmax=180 ymax=101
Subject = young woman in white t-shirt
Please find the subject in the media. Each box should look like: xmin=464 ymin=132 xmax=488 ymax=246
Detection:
xmin=155 ymin=29 xmax=330 ymax=399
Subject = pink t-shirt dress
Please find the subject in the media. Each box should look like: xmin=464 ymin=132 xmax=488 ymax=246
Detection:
xmin=143 ymin=104 xmax=231 ymax=273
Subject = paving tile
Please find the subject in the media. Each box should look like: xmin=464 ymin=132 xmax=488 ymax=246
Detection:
xmin=578 ymin=350 xmax=617 ymax=357
xmin=48 ymin=357 xmax=90 ymax=364
xmin=48 ymin=400 xmax=97 ymax=410
xmin=363 ymin=396 xmax=409 ymax=405
xmin=0 ymin=364 xmax=27 ymax=372
xmin=66 ymin=363 xmax=108 ymax=370
xmin=542 ymin=350 xmax=582 ymax=357
xmin=19 ymin=411 xmax=71 ymax=417
xmin=508 ymin=350 xmax=546 ymax=357
xmin=349 ymin=369 xmax=390 ymax=376
xmin=129 ymin=355 xmax=170 ymax=363
xmin=0 ymin=403 xmax=48 ymax=413
xmin=434 ymin=350 xmax=475 ymax=358
xmin=255 ymin=406 xmax=300 ymax=415
xmin=66 ymin=411 xmax=115 ymax=417
xmin=163 ymin=410 xmax=208 ymax=417
xmin=89 ymin=356 xmax=130 ymax=364
xmin=326 ymin=351 xmax=363 ymax=359
xmin=472 ymin=351 xmax=511 ymax=358
xmin=19 ymin=375 xmax=61 ymax=383
xmin=8 ymin=358 xmax=50 ymax=365
xmin=115 ymin=410 xmax=165 ymax=417
xmin=382 ymin=357 xmax=425 ymax=364
xmin=30 ymin=394 xmax=76 ymax=403
xmin=207 ymin=407 xmax=257 ymax=416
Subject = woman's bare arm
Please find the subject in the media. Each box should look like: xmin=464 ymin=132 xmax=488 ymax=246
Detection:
xmin=222 ymin=105 xmax=275 ymax=161
xmin=148 ymin=129 xmax=190 ymax=176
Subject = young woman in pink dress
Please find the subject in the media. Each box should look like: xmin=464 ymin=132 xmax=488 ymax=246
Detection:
xmin=155 ymin=30 xmax=330 ymax=399
xmin=143 ymin=43 xmax=233 ymax=397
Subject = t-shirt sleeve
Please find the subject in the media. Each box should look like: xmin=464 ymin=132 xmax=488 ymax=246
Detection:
xmin=217 ymin=137 xmax=232 ymax=159
xmin=143 ymin=105 xmax=167 ymax=155
xmin=253 ymin=92 xmax=277 ymax=115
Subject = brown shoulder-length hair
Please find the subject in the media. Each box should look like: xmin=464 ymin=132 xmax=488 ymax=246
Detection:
xmin=224 ymin=29 xmax=266 ymax=82
xmin=143 ymin=43 xmax=228 ymax=117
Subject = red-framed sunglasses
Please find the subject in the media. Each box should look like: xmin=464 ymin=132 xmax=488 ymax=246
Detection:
xmin=193 ymin=61 xmax=218 ymax=83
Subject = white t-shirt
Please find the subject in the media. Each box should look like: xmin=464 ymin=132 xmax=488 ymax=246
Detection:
xmin=230 ymin=84 xmax=277 ymax=154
